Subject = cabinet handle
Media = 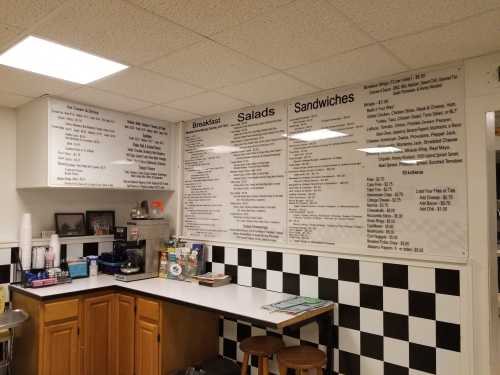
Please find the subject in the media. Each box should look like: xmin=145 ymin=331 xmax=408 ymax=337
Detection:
xmin=157 ymin=334 xmax=160 ymax=342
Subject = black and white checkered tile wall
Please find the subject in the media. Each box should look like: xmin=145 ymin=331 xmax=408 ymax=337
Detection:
xmin=206 ymin=245 xmax=462 ymax=375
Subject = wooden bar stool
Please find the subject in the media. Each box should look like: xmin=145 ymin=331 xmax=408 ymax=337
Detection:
xmin=240 ymin=336 xmax=284 ymax=375
xmin=277 ymin=346 xmax=326 ymax=375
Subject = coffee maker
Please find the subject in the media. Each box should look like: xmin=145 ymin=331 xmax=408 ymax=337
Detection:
xmin=114 ymin=219 xmax=169 ymax=282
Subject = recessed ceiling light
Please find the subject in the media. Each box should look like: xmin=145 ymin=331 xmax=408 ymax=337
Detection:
xmin=0 ymin=36 xmax=128 ymax=84
xmin=400 ymin=159 xmax=424 ymax=165
xmin=199 ymin=145 xmax=241 ymax=154
xmin=357 ymin=146 xmax=401 ymax=154
xmin=289 ymin=129 xmax=348 ymax=142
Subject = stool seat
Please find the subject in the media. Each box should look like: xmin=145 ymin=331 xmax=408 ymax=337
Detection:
xmin=278 ymin=346 xmax=326 ymax=369
xmin=240 ymin=335 xmax=284 ymax=356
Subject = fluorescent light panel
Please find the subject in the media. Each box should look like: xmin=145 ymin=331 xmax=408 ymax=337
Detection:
xmin=357 ymin=146 xmax=401 ymax=154
xmin=0 ymin=36 xmax=128 ymax=84
xmin=289 ymin=129 xmax=348 ymax=142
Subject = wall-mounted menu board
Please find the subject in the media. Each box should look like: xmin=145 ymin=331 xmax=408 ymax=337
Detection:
xmin=182 ymin=66 xmax=467 ymax=260
xmin=48 ymin=98 xmax=171 ymax=189
xmin=183 ymin=105 xmax=288 ymax=242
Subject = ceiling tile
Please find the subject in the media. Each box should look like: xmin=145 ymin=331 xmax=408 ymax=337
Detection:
xmin=129 ymin=0 xmax=293 ymax=36
xmin=0 ymin=0 xmax=66 ymax=29
xmin=32 ymin=0 xmax=203 ymax=65
xmin=332 ymin=0 xmax=500 ymax=41
xmin=92 ymin=67 xmax=204 ymax=104
xmin=383 ymin=9 xmax=500 ymax=68
xmin=133 ymin=105 xmax=200 ymax=123
xmin=287 ymin=45 xmax=407 ymax=89
xmin=0 ymin=91 xmax=33 ymax=108
xmin=167 ymin=91 xmax=250 ymax=116
xmin=212 ymin=0 xmax=372 ymax=69
xmin=218 ymin=73 xmax=317 ymax=105
xmin=0 ymin=65 xmax=78 ymax=97
xmin=61 ymin=87 xmax=151 ymax=113
xmin=145 ymin=40 xmax=275 ymax=89
xmin=0 ymin=23 xmax=22 ymax=52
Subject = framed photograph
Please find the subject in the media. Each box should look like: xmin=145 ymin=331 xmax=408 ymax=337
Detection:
xmin=55 ymin=213 xmax=86 ymax=237
xmin=86 ymin=211 xmax=115 ymax=236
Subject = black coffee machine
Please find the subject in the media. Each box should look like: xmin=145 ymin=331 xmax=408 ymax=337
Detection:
xmin=98 ymin=227 xmax=144 ymax=276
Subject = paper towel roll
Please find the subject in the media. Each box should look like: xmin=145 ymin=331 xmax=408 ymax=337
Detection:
xmin=19 ymin=213 xmax=32 ymax=270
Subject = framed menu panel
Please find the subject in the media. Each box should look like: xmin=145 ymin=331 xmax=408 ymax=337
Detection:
xmin=48 ymin=98 xmax=171 ymax=189
xmin=183 ymin=104 xmax=288 ymax=243
xmin=182 ymin=65 xmax=467 ymax=260
xmin=287 ymin=66 xmax=466 ymax=258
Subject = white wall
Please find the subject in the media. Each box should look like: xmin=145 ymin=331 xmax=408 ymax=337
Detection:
xmin=0 ymin=53 xmax=499 ymax=374
xmin=464 ymin=52 xmax=500 ymax=375
xmin=173 ymin=55 xmax=500 ymax=375
xmin=0 ymin=107 xmax=20 ymax=240
xmin=0 ymin=105 xmax=177 ymax=242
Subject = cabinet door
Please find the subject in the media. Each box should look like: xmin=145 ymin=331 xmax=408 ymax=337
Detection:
xmin=83 ymin=294 xmax=114 ymax=375
xmin=42 ymin=320 xmax=79 ymax=375
xmin=116 ymin=294 xmax=135 ymax=375
xmin=135 ymin=319 xmax=160 ymax=375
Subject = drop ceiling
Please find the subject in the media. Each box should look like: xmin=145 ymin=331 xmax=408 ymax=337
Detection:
xmin=1 ymin=0 xmax=500 ymax=122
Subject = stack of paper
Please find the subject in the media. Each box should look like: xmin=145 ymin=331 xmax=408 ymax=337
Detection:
xmin=262 ymin=297 xmax=332 ymax=315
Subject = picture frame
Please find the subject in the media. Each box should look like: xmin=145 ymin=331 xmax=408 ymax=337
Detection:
xmin=55 ymin=213 xmax=86 ymax=237
xmin=86 ymin=210 xmax=115 ymax=236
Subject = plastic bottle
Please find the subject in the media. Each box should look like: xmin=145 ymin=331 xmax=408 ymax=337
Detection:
xmin=88 ymin=256 xmax=98 ymax=277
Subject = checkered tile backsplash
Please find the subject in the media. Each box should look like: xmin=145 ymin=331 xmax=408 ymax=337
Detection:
xmin=2 ymin=239 xmax=113 ymax=285
xmin=206 ymin=245 xmax=462 ymax=375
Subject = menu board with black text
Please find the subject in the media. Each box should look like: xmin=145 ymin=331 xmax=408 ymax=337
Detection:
xmin=182 ymin=66 xmax=467 ymax=259
xmin=48 ymin=98 xmax=171 ymax=190
xmin=183 ymin=105 xmax=287 ymax=242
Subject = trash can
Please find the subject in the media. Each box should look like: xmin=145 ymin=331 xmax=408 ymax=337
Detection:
xmin=201 ymin=358 xmax=241 ymax=375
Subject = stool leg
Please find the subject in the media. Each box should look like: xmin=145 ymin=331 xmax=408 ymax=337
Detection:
xmin=258 ymin=356 xmax=263 ymax=375
xmin=262 ymin=357 xmax=269 ymax=375
xmin=279 ymin=363 xmax=287 ymax=375
xmin=316 ymin=367 xmax=323 ymax=375
xmin=241 ymin=352 xmax=249 ymax=375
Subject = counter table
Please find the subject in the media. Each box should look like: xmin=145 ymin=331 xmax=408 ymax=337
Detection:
xmin=10 ymin=275 xmax=334 ymax=375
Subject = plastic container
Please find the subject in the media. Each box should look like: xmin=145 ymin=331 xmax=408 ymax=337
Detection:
xmin=88 ymin=256 xmax=98 ymax=277
xmin=159 ymin=251 xmax=168 ymax=278
xmin=45 ymin=249 xmax=54 ymax=269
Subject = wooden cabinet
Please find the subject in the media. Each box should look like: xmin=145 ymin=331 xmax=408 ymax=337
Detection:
xmin=135 ymin=297 xmax=161 ymax=375
xmin=115 ymin=294 xmax=135 ymax=375
xmin=82 ymin=294 xmax=114 ymax=375
xmin=11 ymin=289 xmax=218 ymax=375
xmin=41 ymin=298 xmax=80 ymax=375
xmin=135 ymin=319 xmax=160 ymax=375
xmin=41 ymin=319 xmax=79 ymax=375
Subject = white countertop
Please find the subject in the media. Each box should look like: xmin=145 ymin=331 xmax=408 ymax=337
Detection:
xmin=10 ymin=275 xmax=332 ymax=328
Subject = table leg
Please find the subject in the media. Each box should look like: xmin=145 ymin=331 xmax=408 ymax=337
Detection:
xmin=318 ymin=311 xmax=334 ymax=375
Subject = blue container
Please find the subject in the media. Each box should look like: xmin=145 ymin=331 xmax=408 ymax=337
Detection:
xmin=68 ymin=260 xmax=88 ymax=279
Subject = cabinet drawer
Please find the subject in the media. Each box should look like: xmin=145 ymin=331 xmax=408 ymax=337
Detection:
xmin=44 ymin=299 xmax=79 ymax=322
xmin=136 ymin=298 xmax=160 ymax=322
